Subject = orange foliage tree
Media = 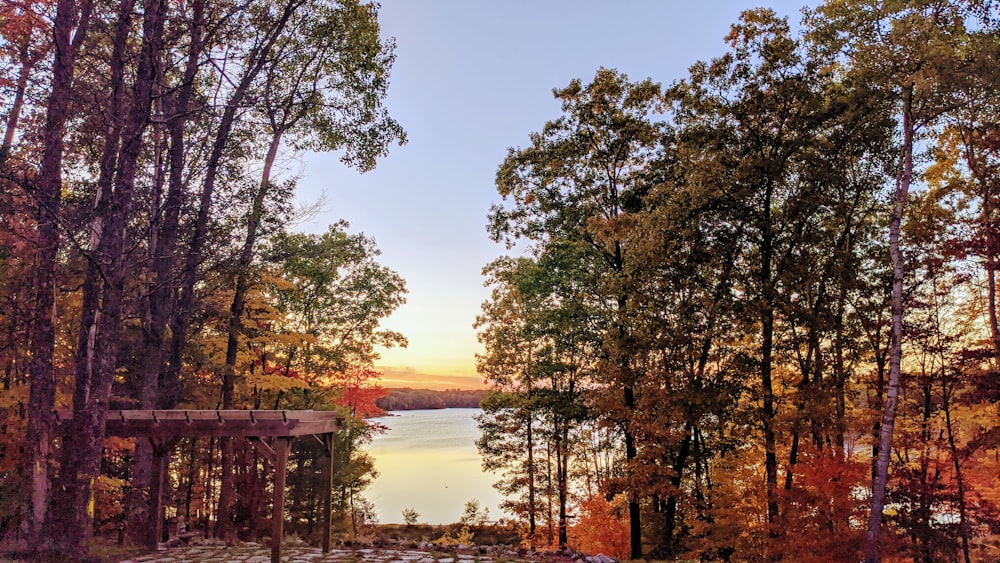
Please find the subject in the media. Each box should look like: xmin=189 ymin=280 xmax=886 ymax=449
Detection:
xmin=568 ymin=494 xmax=631 ymax=559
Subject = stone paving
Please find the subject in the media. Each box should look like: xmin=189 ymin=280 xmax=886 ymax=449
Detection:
xmin=120 ymin=539 xmax=540 ymax=563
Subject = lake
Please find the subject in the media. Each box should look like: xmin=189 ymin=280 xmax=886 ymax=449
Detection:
xmin=365 ymin=408 xmax=504 ymax=525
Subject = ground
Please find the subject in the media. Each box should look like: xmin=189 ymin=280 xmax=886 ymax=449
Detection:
xmin=118 ymin=538 xmax=546 ymax=562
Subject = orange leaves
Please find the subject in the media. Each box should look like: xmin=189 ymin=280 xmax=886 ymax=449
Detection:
xmin=568 ymin=494 xmax=631 ymax=560
xmin=772 ymin=448 xmax=868 ymax=561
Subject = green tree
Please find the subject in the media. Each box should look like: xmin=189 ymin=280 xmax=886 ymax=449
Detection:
xmin=402 ymin=507 xmax=420 ymax=526
xmin=476 ymin=253 xmax=592 ymax=548
xmin=214 ymin=0 xmax=404 ymax=538
xmin=268 ymin=223 xmax=407 ymax=377
xmin=490 ymin=68 xmax=668 ymax=558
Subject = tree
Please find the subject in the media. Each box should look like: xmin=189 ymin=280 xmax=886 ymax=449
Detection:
xmin=402 ymin=507 xmax=420 ymax=526
xmin=664 ymin=11 xmax=895 ymax=554
xmin=212 ymin=0 xmax=403 ymax=539
xmin=45 ymin=0 xmax=168 ymax=554
xmin=23 ymin=0 xmax=93 ymax=549
xmin=490 ymin=68 xmax=668 ymax=558
xmin=0 ymin=0 xmax=52 ymax=165
xmin=809 ymin=2 xmax=997 ymax=559
xmin=268 ymin=223 xmax=407 ymax=376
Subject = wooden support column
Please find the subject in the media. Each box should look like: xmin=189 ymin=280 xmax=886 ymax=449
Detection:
xmin=321 ymin=432 xmax=334 ymax=553
xmin=146 ymin=438 xmax=170 ymax=550
xmin=271 ymin=437 xmax=291 ymax=563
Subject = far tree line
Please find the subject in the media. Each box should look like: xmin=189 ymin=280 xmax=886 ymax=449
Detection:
xmin=375 ymin=388 xmax=488 ymax=411
xmin=475 ymin=2 xmax=1000 ymax=562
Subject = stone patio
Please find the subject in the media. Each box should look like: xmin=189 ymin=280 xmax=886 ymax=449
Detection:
xmin=120 ymin=538 xmax=542 ymax=563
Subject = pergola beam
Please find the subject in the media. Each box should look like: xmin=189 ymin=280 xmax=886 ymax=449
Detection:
xmin=104 ymin=409 xmax=341 ymax=438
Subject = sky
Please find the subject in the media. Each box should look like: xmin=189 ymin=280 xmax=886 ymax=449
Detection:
xmin=294 ymin=0 xmax=815 ymax=390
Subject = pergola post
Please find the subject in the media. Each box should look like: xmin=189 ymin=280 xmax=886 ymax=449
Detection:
xmin=146 ymin=438 xmax=170 ymax=550
xmin=321 ymin=432 xmax=334 ymax=553
xmin=271 ymin=437 xmax=291 ymax=563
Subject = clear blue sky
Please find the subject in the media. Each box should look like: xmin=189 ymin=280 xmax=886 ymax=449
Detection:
xmin=295 ymin=0 xmax=814 ymax=389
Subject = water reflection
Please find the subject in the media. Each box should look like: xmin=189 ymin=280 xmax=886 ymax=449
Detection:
xmin=366 ymin=408 xmax=503 ymax=524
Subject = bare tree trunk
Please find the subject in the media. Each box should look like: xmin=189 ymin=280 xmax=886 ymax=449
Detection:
xmin=154 ymin=4 xmax=302 ymax=540
xmin=623 ymin=385 xmax=641 ymax=558
xmin=0 ymin=45 xmax=36 ymax=165
xmin=942 ymin=381 xmax=972 ymax=563
xmin=760 ymin=181 xmax=780 ymax=542
xmin=865 ymin=85 xmax=914 ymax=563
xmin=661 ymin=425 xmax=691 ymax=558
xmin=45 ymin=0 xmax=166 ymax=556
xmin=526 ymin=409 xmax=536 ymax=538
xmin=25 ymin=0 xmax=92 ymax=552
xmin=981 ymin=162 xmax=1000 ymax=365
xmin=127 ymin=0 xmax=205 ymax=543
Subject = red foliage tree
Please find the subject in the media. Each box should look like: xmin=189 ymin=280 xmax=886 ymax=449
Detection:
xmin=328 ymin=366 xmax=388 ymax=418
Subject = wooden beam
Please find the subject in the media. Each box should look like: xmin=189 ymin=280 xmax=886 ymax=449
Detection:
xmin=248 ymin=437 xmax=277 ymax=465
xmin=321 ymin=432 xmax=334 ymax=553
xmin=271 ymin=437 xmax=291 ymax=563
xmin=146 ymin=438 xmax=175 ymax=550
xmin=102 ymin=410 xmax=343 ymax=438
xmin=52 ymin=408 xmax=344 ymax=558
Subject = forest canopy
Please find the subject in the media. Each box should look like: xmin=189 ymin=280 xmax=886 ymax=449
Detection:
xmin=475 ymin=2 xmax=1000 ymax=562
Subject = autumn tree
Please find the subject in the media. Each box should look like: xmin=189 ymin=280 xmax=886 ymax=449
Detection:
xmin=0 ymin=0 xmax=52 ymax=165
xmin=0 ymin=0 xmax=406 ymax=554
xmin=489 ymin=68 xmax=668 ymax=557
xmin=809 ymin=1 xmax=998 ymax=559
xmin=22 ymin=0 xmax=93 ymax=549
xmin=476 ymin=254 xmax=592 ymax=548
xmin=44 ymin=0 xmax=168 ymax=555
xmin=210 ymin=0 xmax=403 ymax=539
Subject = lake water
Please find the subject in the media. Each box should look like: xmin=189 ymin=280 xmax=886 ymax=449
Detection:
xmin=365 ymin=408 xmax=504 ymax=524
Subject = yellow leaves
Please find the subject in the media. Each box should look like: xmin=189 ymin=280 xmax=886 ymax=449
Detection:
xmin=0 ymin=382 xmax=27 ymax=409
xmin=433 ymin=525 xmax=475 ymax=546
xmin=245 ymin=373 xmax=310 ymax=393
xmin=92 ymin=474 xmax=127 ymax=534
xmin=261 ymin=272 xmax=295 ymax=291
xmin=103 ymin=436 xmax=134 ymax=454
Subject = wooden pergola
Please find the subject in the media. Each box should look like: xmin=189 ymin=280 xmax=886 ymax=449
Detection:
xmin=103 ymin=409 xmax=343 ymax=563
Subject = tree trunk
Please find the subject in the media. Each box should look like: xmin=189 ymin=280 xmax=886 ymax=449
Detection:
xmin=556 ymin=420 xmax=569 ymax=549
xmin=982 ymin=166 xmax=1000 ymax=365
xmin=942 ymin=381 xmax=972 ymax=563
xmin=661 ymin=425 xmax=691 ymax=558
xmin=864 ymin=85 xmax=914 ymax=563
xmin=0 ymin=45 xmax=36 ymax=165
xmin=760 ymin=181 xmax=780 ymax=540
xmin=154 ymin=4 xmax=301 ymax=539
xmin=45 ymin=0 xmax=166 ymax=556
xmin=25 ymin=0 xmax=92 ymax=552
xmin=126 ymin=1 xmax=205 ymax=540
xmin=623 ymin=385 xmax=642 ymax=559
xmin=526 ymin=408 xmax=536 ymax=538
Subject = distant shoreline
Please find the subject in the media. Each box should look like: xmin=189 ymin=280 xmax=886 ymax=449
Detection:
xmin=375 ymin=387 xmax=488 ymax=411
